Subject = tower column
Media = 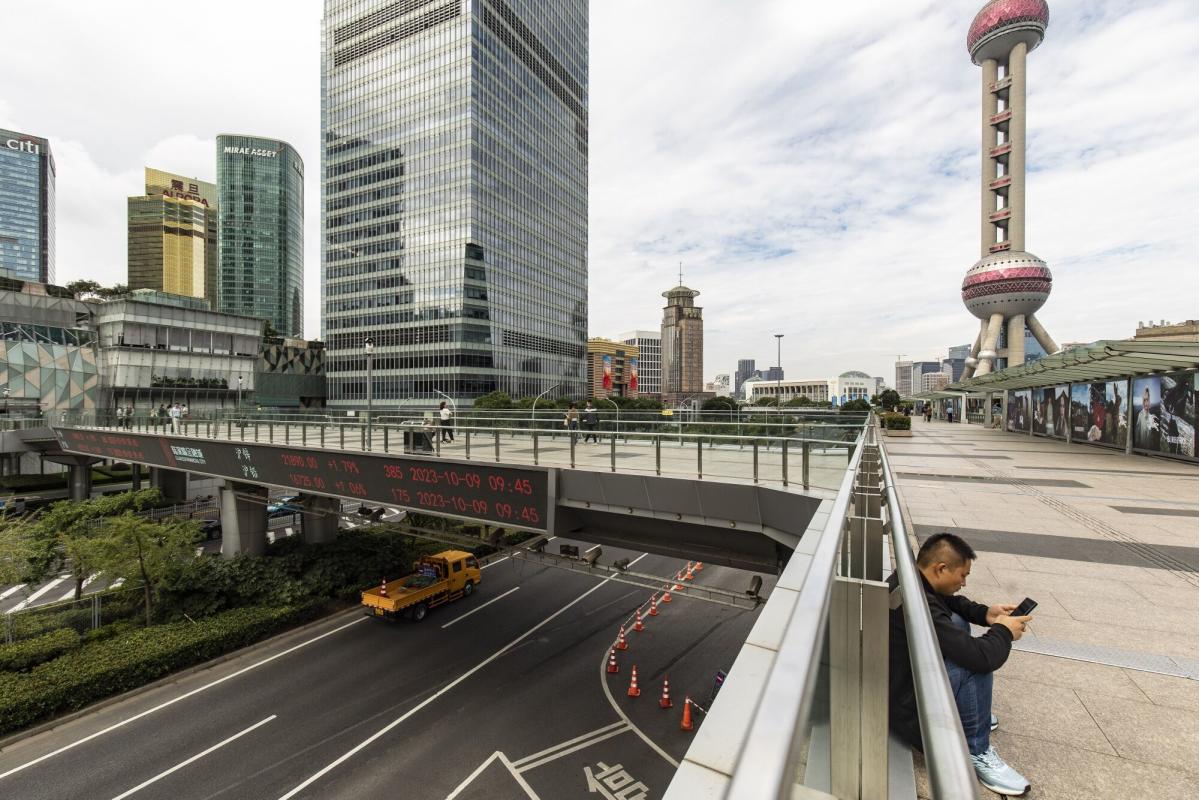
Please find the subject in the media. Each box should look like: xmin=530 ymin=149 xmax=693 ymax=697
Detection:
xmin=1007 ymin=314 xmax=1026 ymax=367
xmin=1007 ymin=42 xmax=1028 ymax=252
xmin=980 ymin=58 xmax=1000 ymax=258
xmin=1027 ymin=314 xmax=1059 ymax=355
xmin=975 ymin=313 xmax=1005 ymax=376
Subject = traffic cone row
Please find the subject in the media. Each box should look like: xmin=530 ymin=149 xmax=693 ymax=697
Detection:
xmin=379 ymin=577 xmax=388 ymax=597
xmin=649 ymin=594 xmax=659 ymax=616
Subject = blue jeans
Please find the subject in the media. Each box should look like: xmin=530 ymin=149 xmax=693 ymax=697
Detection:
xmin=943 ymin=613 xmax=993 ymax=756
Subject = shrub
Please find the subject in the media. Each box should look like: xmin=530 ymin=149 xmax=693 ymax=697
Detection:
xmin=882 ymin=413 xmax=911 ymax=431
xmin=0 ymin=628 xmax=81 ymax=672
xmin=0 ymin=602 xmax=326 ymax=735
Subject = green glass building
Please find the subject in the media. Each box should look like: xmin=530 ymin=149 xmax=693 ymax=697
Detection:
xmin=216 ymin=135 xmax=305 ymax=337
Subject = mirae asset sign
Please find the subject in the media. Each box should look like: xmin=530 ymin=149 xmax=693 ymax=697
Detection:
xmin=223 ymin=145 xmax=277 ymax=158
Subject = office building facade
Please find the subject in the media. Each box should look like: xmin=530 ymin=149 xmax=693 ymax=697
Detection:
xmin=895 ymin=360 xmax=913 ymax=396
xmin=586 ymin=338 xmax=638 ymax=399
xmin=618 ymin=330 xmax=661 ymax=398
xmin=660 ymin=282 xmax=704 ymax=405
xmin=128 ymin=168 xmax=218 ymax=303
xmin=0 ymin=129 xmax=55 ymax=284
xmin=321 ymin=0 xmax=589 ymax=407
xmin=735 ymin=359 xmax=755 ymax=396
xmin=217 ymin=134 xmax=305 ymax=337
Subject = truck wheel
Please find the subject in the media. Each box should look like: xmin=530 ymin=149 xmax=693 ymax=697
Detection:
xmin=463 ymin=581 xmax=474 ymax=597
xmin=412 ymin=603 xmax=428 ymax=622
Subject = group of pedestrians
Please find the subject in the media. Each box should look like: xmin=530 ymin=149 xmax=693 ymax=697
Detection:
xmin=562 ymin=401 xmax=603 ymax=443
xmin=117 ymin=402 xmax=188 ymax=432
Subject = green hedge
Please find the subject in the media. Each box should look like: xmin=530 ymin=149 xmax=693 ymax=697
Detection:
xmin=0 ymin=603 xmax=326 ymax=735
xmin=0 ymin=474 xmax=66 ymax=492
xmin=0 ymin=628 xmax=81 ymax=672
xmin=881 ymin=413 xmax=911 ymax=431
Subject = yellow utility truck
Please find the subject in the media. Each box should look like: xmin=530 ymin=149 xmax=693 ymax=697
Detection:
xmin=361 ymin=550 xmax=481 ymax=622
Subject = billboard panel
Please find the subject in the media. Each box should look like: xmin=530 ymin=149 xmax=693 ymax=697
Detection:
xmin=1007 ymin=390 xmax=1031 ymax=433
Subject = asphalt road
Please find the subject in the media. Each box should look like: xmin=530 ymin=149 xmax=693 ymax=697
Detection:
xmin=0 ymin=538 xmax=770 ymax=800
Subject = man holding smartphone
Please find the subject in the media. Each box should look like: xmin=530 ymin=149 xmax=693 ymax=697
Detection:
xmin=889 ymin=532 xmax=1034 ymax=796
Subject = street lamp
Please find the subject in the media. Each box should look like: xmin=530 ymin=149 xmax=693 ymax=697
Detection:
xmin=2 ymin=386 xmax=8 ymax=416
xmin=364 ymin=337 xmax=375 ymax=444
xmin=531 ymin=383 xmax=560 ymax=431
xmin=602 ymin=397 xmax=619 ymax=439
xmin=236 ymin=375 xmax=243 ymax=413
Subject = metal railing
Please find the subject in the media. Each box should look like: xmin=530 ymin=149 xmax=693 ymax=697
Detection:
xmin=666 ymin=419 xmax=977 ymax=799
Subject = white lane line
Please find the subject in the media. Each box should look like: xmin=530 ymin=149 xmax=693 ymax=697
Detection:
xmin=482 ymin=557 xmax=509 ymax=569
xmin=0 ymin=616 xmax=366 ymax=781
xmin=277 ymin=557 xmax=647 ymax=800
xmin=440 ymin=587 xmax=520 ymax=629
xmin=0 ymin=584 xmax=26 ymax=602
xmin=509 ymin=721 xmax=628 ymax=769
xmin=514 ymin=725 xmax=631 ymax=773
xmin=57 ymin=573 xmax=101 ymax=603
xmin=7 ymin=575 xmax=69 ymax=614
xmin=109 ymin=715 xmax=276 ymax=800
xmin=109 ymin=578 xmax=126 ymax=589
xmin=499 ymin=753 xmax=541 ymax=800
xmin=445 ymin=752 xmax=501 ymax=800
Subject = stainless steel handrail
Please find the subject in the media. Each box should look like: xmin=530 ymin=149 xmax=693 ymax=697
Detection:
xmin=725 ymin=429 xmax=866 ymax=800
xmin=879 ymin=443 xmax=980 ymax=799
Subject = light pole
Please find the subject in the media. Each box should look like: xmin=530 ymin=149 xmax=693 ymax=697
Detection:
xmin=236 ymin=375 xmax=243 ymax=414
xmin=364 ymin=337 xmax=374 ymax=444
xmin=2 ymin=386 xmax=8 ymax=416
xmin=774 ymin=333 xmax=784 ymax=415
xmin=531 ymin=383 xmax=560 ymax=431
xmin=602 ymin=397 xmax=619 ymax=440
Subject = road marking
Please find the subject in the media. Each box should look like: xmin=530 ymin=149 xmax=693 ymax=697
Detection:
xmin=509 ymin=721 xmax=627 ymax=770
xmin=514 ymin=725 xmax=632 ymax=773
xmin=445 ymin=752 xmax=541 ymax=800
xmin=482 ymin=557 xmax=509 ymax=569
xmin=7 ymin=575 xmax=69 ymax=614
xmin=441 ymin=587 xmax=520 ymax=629
xmin=445 ymin=752 xmax=502 ymax=799
xmin=0 ymin=617 xmax=365 ymax=781
xmin=109 ymin=578 xmax=126 ymax=589
xmin=277 ymin=557 xmax=648 ymax=800
xmin=57 ymin=573 xmax=101 ymax=602
xmin=108 ymin=715 xmax=276 ymax=800
xmin=0 ymin=584 xmax=26 ymax=602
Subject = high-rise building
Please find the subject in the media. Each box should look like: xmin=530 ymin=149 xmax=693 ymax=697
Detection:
xmin=911 ymin=361 xmax=942 ymax=392
xmin=586 ymin=338 xmax=638 ymax=399
xmin=618 ymin=330 xmax=661 ymax=397
xmin=660 ymin=281 xmax=704 ymax=405
xmin=128 ymin=168 xmax=218 ymax=303
xmin=321 ymin=0 xmax=588 ymax=406
xmin=216 ymin=134 xmax=305 ymax=337
xmin=0 ymin=129 xmax=55 ymax=284
xmin=734 ymin=358 xmax=756 ymax=396
xmin=895 ymin=360 xmax=913 ymax=396
xmin=763 ymin=366 xmax=784 ymax=382
xmin=961 ymin=0 xmax=1059 ymax=378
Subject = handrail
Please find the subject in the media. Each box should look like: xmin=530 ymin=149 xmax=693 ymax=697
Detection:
xmin=879 ymin=443 xmax=980 ymax=799
xmin=724 ymin=429 xmax=866 ymax=799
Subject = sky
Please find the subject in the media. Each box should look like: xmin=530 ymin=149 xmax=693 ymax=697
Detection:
xmin=2 ymin=0 xmax=1197 ymax=385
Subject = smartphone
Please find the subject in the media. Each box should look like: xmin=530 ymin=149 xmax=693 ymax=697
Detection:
xmin=1012 ymin=597 xmax=1037 ymax=617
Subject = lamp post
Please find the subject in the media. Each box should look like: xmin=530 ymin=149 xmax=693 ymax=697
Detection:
xmin=602 ymin=397 xmax=619 ymax=440
xmin=531 ymin=383 xmax=560 ymax=432
xmin=2 ymin=386 xmax=8 ymax=416
xmin=236 ymin=375 xmax=243 ymax=414
xmin=364 ymin=337 xmax=374 ymax=444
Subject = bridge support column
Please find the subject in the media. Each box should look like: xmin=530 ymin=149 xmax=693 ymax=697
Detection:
xmin=67 ymin=463 xmax=93 ymax=501
xmin=300 ymin=494 xmax=341 ymax=545
xmin=150 ymin=467 xmax=188 ymax=501
xmin=131 ymin=465 xmax=143 ymax=492
xmin=219 ymin=481 xmax=268 ymax=558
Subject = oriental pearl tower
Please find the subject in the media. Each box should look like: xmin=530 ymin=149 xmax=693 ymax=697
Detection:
xmin=961 ymin=0 xmax=1060 ymax=379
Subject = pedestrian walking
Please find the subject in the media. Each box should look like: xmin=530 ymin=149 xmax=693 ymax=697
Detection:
xmin=564 ymin=403 xmax=580 ymax=440
xmin=115 ymin=405 xmax=125 ymax=429
xmin=582 ymin=401 xmax=599 ymax=443
xmin=438 ymin=401 xmax=454 ymax=442
xmin=169 ymin=403 xmax=182 ymax=434
xmin=157 ymin=403 xmax=167 ymax=428
xmin=125 ymin=404 xmax=134 ymax=430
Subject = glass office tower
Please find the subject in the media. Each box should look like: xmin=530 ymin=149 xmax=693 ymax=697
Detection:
xmin=216 ymin=135 xmax=305 ymax=337
xmin=0 ymin=129 xmax=55 ymax=284
xmin=321 ymin=0 xmax=588 ymax=406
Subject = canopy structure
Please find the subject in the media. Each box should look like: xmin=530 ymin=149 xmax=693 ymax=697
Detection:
xmin=952 ymin=340 xmax=1199 ymax=392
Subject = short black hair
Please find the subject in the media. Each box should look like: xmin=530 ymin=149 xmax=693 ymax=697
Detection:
xmin=917 ymin=532 xmax=976 ymax=568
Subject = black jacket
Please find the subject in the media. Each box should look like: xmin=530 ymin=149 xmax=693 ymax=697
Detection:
xmin=887 ymin=570 xmax=1013 ymax=751
xmin=582 ymin=409 xmax=599 ymax=426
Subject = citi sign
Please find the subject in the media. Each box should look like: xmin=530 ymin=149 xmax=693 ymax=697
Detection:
xmin=4 ymin=138 xmax=40 ymax=156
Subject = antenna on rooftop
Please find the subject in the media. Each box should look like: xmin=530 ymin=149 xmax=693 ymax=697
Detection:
xmin=678 ymin=261 xmax=684 ymax=286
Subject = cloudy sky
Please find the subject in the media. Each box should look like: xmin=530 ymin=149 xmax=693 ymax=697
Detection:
xmin=2 ymin=1 xmax=1197 ymax=384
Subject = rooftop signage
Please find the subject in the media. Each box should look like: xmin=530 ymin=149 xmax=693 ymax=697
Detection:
xmin=223 ymin=145 xmax=278 ymax=158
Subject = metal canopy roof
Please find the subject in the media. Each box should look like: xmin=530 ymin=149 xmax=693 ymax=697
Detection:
xmin=952 ymin=340 xmax=1199 ymax=392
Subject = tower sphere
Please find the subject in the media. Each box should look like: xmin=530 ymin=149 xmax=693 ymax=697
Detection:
xmin=968 ymin=0 xmax=1049 ymax=65
xmin=961 ymin=251 xmax=1052 ymax=320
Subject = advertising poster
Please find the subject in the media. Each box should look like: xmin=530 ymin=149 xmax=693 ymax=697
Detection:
xmin=1031 ymin=387 xmax=1049 ymax=435
xmin=602 ymin=354 xmax=612 ymax=390
xmin=1132 ymin=375 xmax=1161 ymax=452
xmin=1070 ymin=383 xmax=1090 ymax=439
xmin=1051 ymin=385 xmax=1069 ymax=439
xmin=628 ymin=358 xmax=639 ymax=392
xmin=1007 ymin=390 xmax=1031 ymax=433
xmin=1156 ymin=371 xmax=1195 ymax=457
xmin=1080 ymin=380 xmax=1127 ymax=446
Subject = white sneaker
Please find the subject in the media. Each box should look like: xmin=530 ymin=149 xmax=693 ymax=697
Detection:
xmin=971 ymin=746 xmax=1030 ymax=796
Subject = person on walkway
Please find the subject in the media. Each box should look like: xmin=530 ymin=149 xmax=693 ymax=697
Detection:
xmin=924 ymin=405 xmax=933 ymax=423
xmin=946 ymin=405 xmax=955 ymax=424
xmin=157 ymin=403 xmax=167 ymax=428
xmin=125 ymin=404 xmax=134 ymax=430
xmin=181 ymin=402 xmax=189 ymax=419
xmin=889 ymin=533 xmax=1032 ymax=796
xmin=582 ymin=401 xmax=599 ymax=443
xmin=115 ymin=405 xmax=125 ymax=429
xmin=564 ymin=403 xmax=579 ymax=440
xmin=169 ymin=403 xmax=182 ymax=434
xmin=438 ymin=401 xmax=454 ymax=442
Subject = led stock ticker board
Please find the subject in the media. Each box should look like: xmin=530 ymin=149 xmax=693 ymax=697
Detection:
xmin=55 ymin=429 xmax=550 ymax=532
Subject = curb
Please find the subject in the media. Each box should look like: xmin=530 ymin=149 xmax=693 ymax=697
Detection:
xmin=0 ymin=604 xmax=360 ymax=753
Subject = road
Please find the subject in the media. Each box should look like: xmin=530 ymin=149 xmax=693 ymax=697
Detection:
xmin=0 ymin=539 xmax=769 ymax=799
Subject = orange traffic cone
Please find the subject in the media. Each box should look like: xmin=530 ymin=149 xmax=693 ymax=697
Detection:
xmin=659 ymin=676 xmax=673 ymax=709
xmin=694 ymin=561 xmax=704 ymax=572
xmin=380 ymin=578 xmax=388 ymax=597
xmin=684 ymin=562 xmax=695 ymax=581
xmin=633 ymin=609 xmax=644 ymax=632
xmin=662 ymin=588 xmax=672 ymax=604
xmin=672 ymin=571 xmax=683 ymax=591
xmin=607 ymin=648 xmax=619 ymax=674
xmin=627 ymin=665 xmax=641 ymax=697
xmin=616 ymin=626 xmax=628 ymax=651
xmin=680 ymin=696 xmax=694 ymax=730
xmin=648 ymin=595 xmax=660 ymax=616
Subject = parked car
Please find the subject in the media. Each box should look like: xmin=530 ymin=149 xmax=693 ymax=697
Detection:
xmin=267 ymin=496 xmax=303 ymax=518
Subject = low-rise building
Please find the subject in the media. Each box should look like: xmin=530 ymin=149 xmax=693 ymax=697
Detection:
xmin=920 ymin=371 xmax=950 ymax=393
xmin=1133 ymin=320 xmax=1199 ymax=342
xmin=256 ymin=337 xmax=326 ymax=409
xmin=747 ymin=370 xmax=875 ymax=406
xmin=586 ymin=338 xmax=639 ymax=399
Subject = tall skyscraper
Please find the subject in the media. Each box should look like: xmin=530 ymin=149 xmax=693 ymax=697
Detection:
xmin=618 ymin=330 xmax=661 ymax=398
xmin=217 ymin=134 xmax=305 ymax=337
xmin=734 ymin=358 xmax=756 ymax=397
xmin=961 ymin=0 xmax=1059 ymax=378
xmin=894 ymin=360 xmax=913 ymax=396
xmin=128 ymin=168 xmax=218 ymax=303
xmin=660 ymin=279 xmax=704 ymax=404
xmin=321 ymin=0 xmax=588 ymax=406
xmin=0 ymin=129 xmax=55 ymax=284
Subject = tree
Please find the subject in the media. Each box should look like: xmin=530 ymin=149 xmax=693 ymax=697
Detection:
xmin=0 ymin=515 xmax=40 ymax=587
xmin=94 ymin=283 xmax=127 ymax=299
xmin=841 ymin=398 xmax=871 ymax=412
xmin=878 ymin=389 xmax=901 ymax=411
xmin=784 ymin=396 xmax=813 ymax=407
xmin=82 ymin=512 xmax=199 ymax=625
xmin=702 ymin=396 xmax=739 ymax=411
xmin=755 ymin=396 xmax=779 ymax=407
xmin=64 ymin=279 xmax=101 ymax=299
xmin=473 ymin=391 xmax=514 ymax=409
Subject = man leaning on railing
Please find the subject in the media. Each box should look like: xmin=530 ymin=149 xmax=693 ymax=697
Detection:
xmin=888 ymin=533 xmax=1034 ymax=797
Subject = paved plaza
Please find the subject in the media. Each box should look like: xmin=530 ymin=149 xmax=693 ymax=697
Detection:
xmin=890 ymin=418 xmax=1199 ymax=799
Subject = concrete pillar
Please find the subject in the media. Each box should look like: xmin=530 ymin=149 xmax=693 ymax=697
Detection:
xmin=150 ymin=467 xmax=188 ymax=501
xmin=300 ymin=493 xmax=342 ymax=545
xmin=1007 ymin=314 xmax=1026 ymax=368
xmin=1007 ymin=43 xmax=1028 ymax=252
xmin=1027 ymin=314 xmax=1059 ymax=355
xmin=219 ymin=481 xmax=268 ymax=558
xmin=131 ymin=464 xmax=143 ymax=492
xmin=67 ymin=463 xmax=93 ymax=501
xmin=975 ymin=313 xmax=1005 ymax=376
xmin=980 ymin=58 xmax=1000 ymax=256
